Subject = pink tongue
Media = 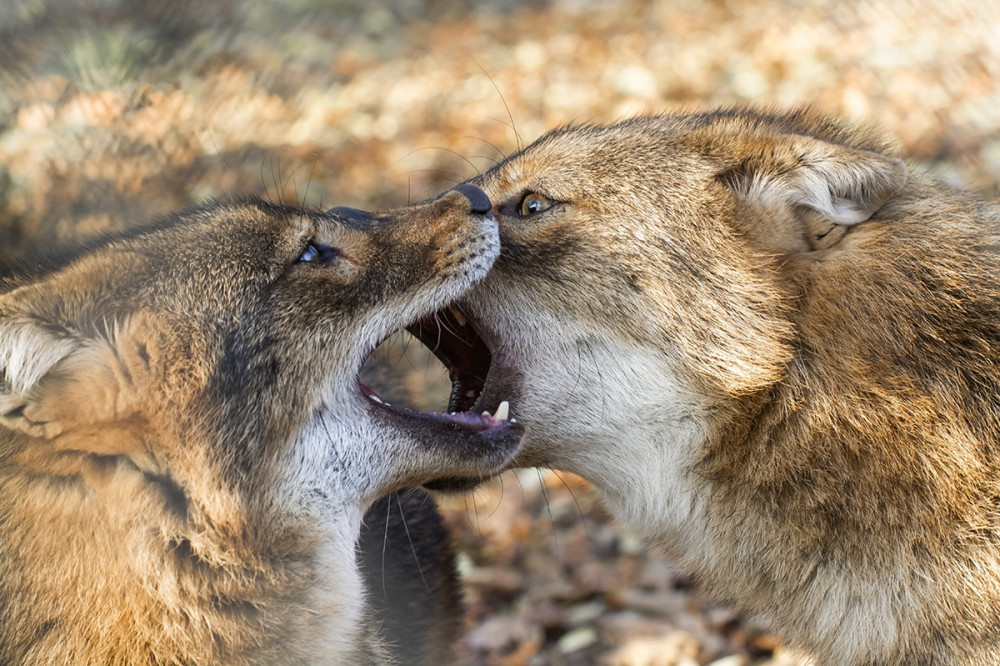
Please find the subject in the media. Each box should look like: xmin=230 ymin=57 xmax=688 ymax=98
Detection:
xmin=443 ymin=411 xmax=503 ymax=429
xmin=360 ymin=384 xmax=384 ymax=401
xmin=421 ymin=409 xmax=505 ymax=433
xmin=360 ymin=382 xmax=506 ymax=431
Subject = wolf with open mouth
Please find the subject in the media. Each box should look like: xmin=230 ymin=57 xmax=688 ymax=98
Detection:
xmin=0 ymin=184 xmax=521 ymax=665
xmin=413 ymin=109 xmax=1000 ymax=664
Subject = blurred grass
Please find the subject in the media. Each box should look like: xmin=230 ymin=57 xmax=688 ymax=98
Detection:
xmin=1 ymin=0 xmax=996 ymax=264
xmin=57 ymin=28 xmax=162 ymax=87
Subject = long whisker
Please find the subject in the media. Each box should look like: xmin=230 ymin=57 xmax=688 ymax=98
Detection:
xmin=393 ymin=167 xmax=471 ymax=189
xmin=430 ymin=311 xmax=475 ymax=350
xmin=395 ymin=145 xmax=487 ymax=177
xmin=583 ymin=341 xmax=610 ymax=421
xmin=259 ymin=153 xmax=270 ymax=201
xmin=381 ymin=492 xmax=393 ymax=599
xmin=458 ymin=135 xmax=509 ymax=163
xmin=471 ymin=58 xmax=522 ymax=153
xmin=297 ymin=154 xmax=319 ymax=207
xmin=272 ymin=150 xmax=284 ymax=203
xmin=202 ymin=122 xmax=231 ymax=173
xmin=479 ymin=476 xmax=506 ymax=522
xmin=548 ymin=468 xmax=591 ymax=538
xmin=465 ymin=493 xmax=482 ymax=538
xmin=396 ymin=494 xmax=430 ymax=592
xmin=536 ymin=467 xmax=559 ymax=557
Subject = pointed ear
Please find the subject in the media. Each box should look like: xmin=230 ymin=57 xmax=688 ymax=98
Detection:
xmin=781 ymin=137 xmax=907 ymax=226
xmin=0 ymin=315 xmax=79 ymax=437
xmin=1 ymin=306 xmax=202 ymax=459
xmin=0 ymin=316 xmax=78 ymax=400
xmin=0 ymin=321 xmax=131 ymax=445
xmin=0 ymin=300 xmax=169 ymax=463
xmin=718 ymin=135 xmax=907 ymax=252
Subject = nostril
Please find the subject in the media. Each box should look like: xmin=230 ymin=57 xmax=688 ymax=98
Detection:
xmin=326 ymin=206 xmax=373 ymax=229
xmin=453 ymin=183 xmax=492 ymax=215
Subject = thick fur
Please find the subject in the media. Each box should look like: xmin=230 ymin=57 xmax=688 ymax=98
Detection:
xmin=0 ymin=190 xmax=520 ymax=665
xmin=359 ymin=488 xmax=464 ymax=665
xmin=459 ymin=108 xmax=1000 ymax=664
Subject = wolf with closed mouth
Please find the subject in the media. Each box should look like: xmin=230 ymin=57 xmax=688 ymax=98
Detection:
xmin=411 ymin=109 xmax=1000 ymax=664
xmin=0 ymin=184 xmax=521 ymax=665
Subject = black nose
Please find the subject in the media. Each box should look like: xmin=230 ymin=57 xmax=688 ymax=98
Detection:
xmin=326 ymin=206 xmax=373 ymax=229
xmin=452 ymin=183 xmax=492 ymax=215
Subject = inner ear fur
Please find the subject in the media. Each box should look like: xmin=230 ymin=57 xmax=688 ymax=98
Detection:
xmin=717 ymin=134 xmax=907 ymax=253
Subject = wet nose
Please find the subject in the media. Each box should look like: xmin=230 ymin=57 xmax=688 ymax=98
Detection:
xmin=452 ymin=183 xmax=492 ymax=215
xmin=326 ymin=206 xmax=373 ymax=229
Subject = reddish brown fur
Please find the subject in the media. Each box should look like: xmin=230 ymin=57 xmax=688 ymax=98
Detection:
xmin=459 ymin=109 xmax=1000 ymax=664
xmin=0 ymin=192 xmax=520 ymax=665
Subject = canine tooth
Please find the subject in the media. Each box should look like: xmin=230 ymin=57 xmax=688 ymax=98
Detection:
xmin=493 ymin=401 xmax=509 ymax=421
xmin=367 ymin=394 xmax=384 ymax=404
xmin=450 ymin=307 xmax=468 ymax=327
xmin=482 ymin=411 xmax=491 ymax=416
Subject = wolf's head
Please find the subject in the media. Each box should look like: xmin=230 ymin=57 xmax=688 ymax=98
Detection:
xmin=0 ymin=186 xmax=520 ymax=663
xmin=411 ymin=110 xmax=906 ymax=485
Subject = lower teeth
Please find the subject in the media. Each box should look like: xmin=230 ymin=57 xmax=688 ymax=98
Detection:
xmin=493 ymin=401 xmax=510 ymax=421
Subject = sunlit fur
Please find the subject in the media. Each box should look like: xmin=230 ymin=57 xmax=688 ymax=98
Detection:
xmin=462 ymin=108 xmax=1000 ymax=664
xmin=0 ymin=192 xmax=518 ymax=665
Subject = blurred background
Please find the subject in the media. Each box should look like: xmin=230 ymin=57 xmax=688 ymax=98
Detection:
xmin=1 ymin=1 xmax=997 ymax=664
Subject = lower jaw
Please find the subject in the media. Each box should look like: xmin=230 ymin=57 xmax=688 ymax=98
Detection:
xmin=466 ymin=361 xmax=525 ymax=421
xmin=422 ymin=475 xmax=489 ymax=493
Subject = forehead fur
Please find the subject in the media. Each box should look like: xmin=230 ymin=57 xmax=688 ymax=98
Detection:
xmin=493 ymin=108 xmax=896 ymax=180
xmin=470 ymin=107 xmax=910 ymax=398
xmin=0 ymin=198 xmax=310 ymax=295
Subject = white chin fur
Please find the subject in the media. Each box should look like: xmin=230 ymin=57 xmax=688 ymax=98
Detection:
xmin=515 ymin=338 xmax=712 ymax=549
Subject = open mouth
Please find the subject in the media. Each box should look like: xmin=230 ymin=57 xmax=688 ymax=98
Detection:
xmin=357 ymin=305 xmax=509 ymax=431
xmin=407 ymin=306 xmax=495 ymax=415
xmin=356 ymin=305 xmax=516 ymax=490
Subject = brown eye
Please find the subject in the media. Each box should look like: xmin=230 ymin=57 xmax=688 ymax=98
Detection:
xmin=519 ymin=192 xmax=554 ymax=217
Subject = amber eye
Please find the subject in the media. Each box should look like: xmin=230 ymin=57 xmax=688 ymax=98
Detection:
xmin=518 ymin=192 xmax=554 ymax=217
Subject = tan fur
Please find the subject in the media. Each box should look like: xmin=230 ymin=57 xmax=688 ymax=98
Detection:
xmin=0 ymin=189 xmax=521 ymax=665
xmin=457 ymin=109 xmax=1000 ymax=664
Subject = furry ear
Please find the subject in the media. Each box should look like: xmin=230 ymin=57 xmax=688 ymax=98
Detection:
xmin=0 ymin=303 xmax=156 ymax=459
xmin=0 ymin=320 xmax=127 ymax=443
xmin=0 ymin=311 xmax=79 ymax=438
xmin=781 ymin=137 xmax=907 ymax=226
xmin=1 ymin=305 xmax=201 ymax=463
xmin=718 ymin=135 xmax=907 ymax=252
xmin=0 ymin=317 xmax=79 ymax=404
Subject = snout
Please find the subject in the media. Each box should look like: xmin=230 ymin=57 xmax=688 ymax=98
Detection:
xmin=325 ymin=184 xmax=492 ymax=228
xmin=452 ymin=183 xmax=492 ymax=215
xmin=325 ymin=205 xmax=373 ymax=229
